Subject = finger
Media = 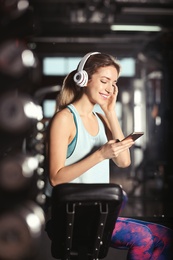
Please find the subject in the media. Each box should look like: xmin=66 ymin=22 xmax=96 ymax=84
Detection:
xmin=121 ymin=139 xmax=134 ymax=145
xmin=114 ymin=85 xmax=118 ymax=95
xmin=108 ymin=140 xmax=116 ymax=144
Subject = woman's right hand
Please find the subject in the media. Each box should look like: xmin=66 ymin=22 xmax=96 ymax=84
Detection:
xmin=99 ymin=139 xmax=134 ymax=160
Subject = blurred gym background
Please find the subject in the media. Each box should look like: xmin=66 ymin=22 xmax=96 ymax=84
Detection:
xmin=0 ymin=1 xmax=173 ymax=259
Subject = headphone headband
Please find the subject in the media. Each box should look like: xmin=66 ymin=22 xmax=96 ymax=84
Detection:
xmin=77 ymin=52 xmax=100 ymax=72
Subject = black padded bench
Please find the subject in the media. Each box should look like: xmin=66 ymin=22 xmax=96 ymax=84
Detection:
xmin=47 ymin=183 xmax=123 ymax=260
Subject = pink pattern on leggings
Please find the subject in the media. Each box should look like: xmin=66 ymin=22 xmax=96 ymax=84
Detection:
xmin=111 ymin=217 xmax=173 ymax=260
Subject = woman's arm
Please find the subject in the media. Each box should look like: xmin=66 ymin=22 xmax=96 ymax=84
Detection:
xmin=100 ymin=85 xmax=134 ymax=167
xmin=48 ymin=109 xmax=106 ymax=186
xmin=97 ymin=112 xmax=133 ymax=167
xmin=48 ymin=109 xmax=133 ymax=186
xmin=105 ymin=111 xmax=133 ymax=167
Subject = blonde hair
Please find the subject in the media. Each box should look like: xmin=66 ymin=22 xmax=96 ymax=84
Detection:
xmin=56 ymin=53 xmax=121 ymax=111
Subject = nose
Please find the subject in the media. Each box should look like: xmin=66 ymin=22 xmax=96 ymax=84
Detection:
xmin=105 ymin=89 xmax=111 ymax=94
xmin=105 ymin=84 xmax=113 ymax=94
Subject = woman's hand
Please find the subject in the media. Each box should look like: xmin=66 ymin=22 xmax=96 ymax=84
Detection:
xmin=100 ymin=85 xmax=118 ymax=114
xmin=98 ymin=138 xmax=134 ymax=160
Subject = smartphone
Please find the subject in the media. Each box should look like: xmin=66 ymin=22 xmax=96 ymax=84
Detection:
xmin=122 ymin=131 xmax=144 ymax=142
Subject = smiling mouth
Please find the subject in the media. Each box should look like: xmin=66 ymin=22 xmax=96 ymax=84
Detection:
xmin=100 ymin=93 xmax=109 ymax=99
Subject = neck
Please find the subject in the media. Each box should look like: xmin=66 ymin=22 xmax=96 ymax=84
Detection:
xmin=73 ymin=98 xmax=95 ymax=116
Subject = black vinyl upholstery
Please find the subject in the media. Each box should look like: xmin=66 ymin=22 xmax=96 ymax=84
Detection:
xmin=49 ymin=183 xmax=123 ymax=260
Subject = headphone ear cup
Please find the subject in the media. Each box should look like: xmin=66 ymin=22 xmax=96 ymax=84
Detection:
xmin=73 ymin=70 xmax=88 ymax=87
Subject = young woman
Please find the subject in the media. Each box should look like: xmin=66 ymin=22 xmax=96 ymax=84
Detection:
xmin=47 ymin=52 xmax=173 ymax=259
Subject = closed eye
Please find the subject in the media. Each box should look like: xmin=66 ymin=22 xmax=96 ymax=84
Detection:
xmin=101 ymin=80 xmax=107 ymax=84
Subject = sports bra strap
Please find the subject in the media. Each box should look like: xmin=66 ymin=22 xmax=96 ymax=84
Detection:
xmin=67 ymin=106 xmax=78 ymax=158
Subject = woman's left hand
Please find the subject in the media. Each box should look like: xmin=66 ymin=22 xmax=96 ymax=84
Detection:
xmin=100 ymin=85 xmax=118 ymax=113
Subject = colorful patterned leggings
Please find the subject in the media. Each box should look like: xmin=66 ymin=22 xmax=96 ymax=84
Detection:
xmin=111 ymin=217 xmax=173 ymax=260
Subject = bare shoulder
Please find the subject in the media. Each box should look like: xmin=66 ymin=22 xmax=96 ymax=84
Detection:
xmin=54 ymin=108 xmax=73 ymax=120
xmin=51 ymin=108 xmax=74 ymax=129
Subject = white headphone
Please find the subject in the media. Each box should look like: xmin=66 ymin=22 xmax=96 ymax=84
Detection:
xmin=73 ymin=52 xmax=100 ymax=87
